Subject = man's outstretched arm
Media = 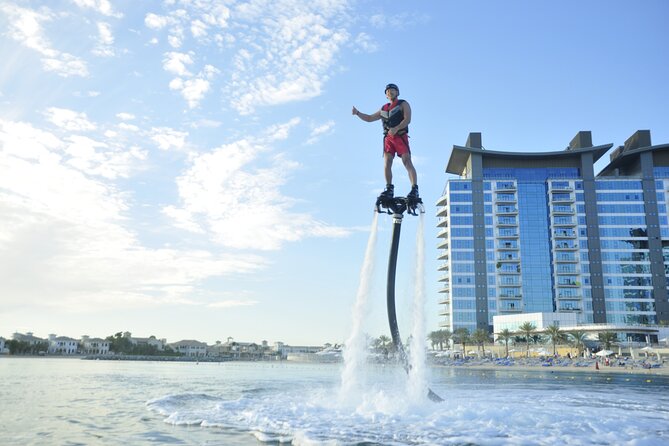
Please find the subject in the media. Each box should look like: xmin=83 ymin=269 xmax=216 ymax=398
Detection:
xmin=352 ymin=106 xmax=381 ymax=122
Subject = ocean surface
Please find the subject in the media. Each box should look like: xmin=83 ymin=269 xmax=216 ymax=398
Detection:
xmin=1 ymin=357 xmax=668 ymax=446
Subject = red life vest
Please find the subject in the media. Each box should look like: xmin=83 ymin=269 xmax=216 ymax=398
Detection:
xmin=380 ymin=99 xmax=408 ymax=136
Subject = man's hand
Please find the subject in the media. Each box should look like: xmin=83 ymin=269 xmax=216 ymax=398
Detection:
xmin=352 ymin=106 xmax=358 ymax=116
xmin=388 ymin=127 xmax=398 ymax=136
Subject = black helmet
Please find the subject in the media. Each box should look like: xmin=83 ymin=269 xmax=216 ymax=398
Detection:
xmin=385 ymin=83 xmax=399 ymax=94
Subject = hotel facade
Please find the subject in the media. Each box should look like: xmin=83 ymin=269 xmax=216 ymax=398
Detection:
xmin=437 ymin=130 xmax=669 ymax=340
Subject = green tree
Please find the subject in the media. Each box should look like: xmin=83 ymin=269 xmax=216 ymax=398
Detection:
xmin=472 ymin=329 xmax=491 ymax=357
xmin=106 ymin=332 xmax=134 ymax=354
xmin=544 ymin=324 xmax=565 ymax=356
xmin=598 ymin=332 xmax=618 ymax=350
xmin=452 ymin=327 xmax=470 ymax=356
xmin=517 ymin=322 xmax=537 ymax=358
xmin=427 ymin=329 xmax=451 ymax=351
xmin=568 ymin=330 xmax=588 ymax=357
xmin=497 ymin=328 xmax=513 ymax=358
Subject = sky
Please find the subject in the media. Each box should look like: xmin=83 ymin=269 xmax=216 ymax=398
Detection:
xmin=1 ymin=0 xmax=668 ymax=346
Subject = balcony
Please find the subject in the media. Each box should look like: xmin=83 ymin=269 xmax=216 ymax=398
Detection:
xmin=439 ymin=308 xmax=451 ymax=316
xmin=437 ymin=207 xmax=448 ymax=217
xmin=499 ymin=293 xmax=522 ymax=300
xmin=553 ymin=230 xmax=576 ymax=239
xmin=438 ymin=274 xmax=450 ymax=283
xmin=495 ymin=195 xmax=517 ymax=204
xmin=554 ymin=255 xmax=578 ymax=263
xmin=438 ymin=285 xmax=450 ymax=294
xmin=558 ymin=307 xmax=582 ymax=312
xmin=496 ymin=219 xmax=518 ymax=227
xmin=495 ymin=182 xmax=516 ymax=192
xmin=555 ymin=268 xmax=578 ymax=275
xmin=437 ymin=240 xmax=449 ymax=250
xmin=497 ymin=231 xmax=519 ymax=238
xmin=556 ymin=294 xmax=582 ymax=300
xmin=554 ymin=242 xmax=578 ymax=250
xmin=438 ymin=252 xmax=449 ymax=261
xmin=437 ymin=228 xmax=449 ymax=238
xmin=499 ymin=306 xmax=522 ymax=313
xmin=556 ymin=281 xmax=580 ymax=288
xmin=497 ymin=254 xmax=520 ymax=262
xmin=438 ymin=262 xmax=450 ymax=272
xmin=436 ymin=195 xmax=448 ymax=207
xmin=438 ymin=296 xmax=451 ymax=305
xmin=498 ymin=281 xmax=521 ymax=288
xmin=550 ymin=195 xmax=574 ymax=204
xmin=552 ymin=218 xmax=576 ymax=227
xmin=437 ymin=218 xmax=448 ymax=228
xmin=551 ymin=206 xmax=575 ymax=215
xmin=496 ymin=242 xmax=518 ymax=250
xmin=496 ymin=206 xmax=518 ymax=215
xmin=549 ymin=184 xmax=574 ymax=192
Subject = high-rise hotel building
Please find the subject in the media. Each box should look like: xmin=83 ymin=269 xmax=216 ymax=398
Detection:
xmin=437 ymin=130 xmax=669 ymax=338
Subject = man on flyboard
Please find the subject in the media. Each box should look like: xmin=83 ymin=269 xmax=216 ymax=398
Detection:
xmin=352 ymin=83 xmax=419 ymax=201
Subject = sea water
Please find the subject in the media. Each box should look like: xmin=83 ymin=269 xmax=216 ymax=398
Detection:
xmin=2 ymin=357 xmax=669 ymax=445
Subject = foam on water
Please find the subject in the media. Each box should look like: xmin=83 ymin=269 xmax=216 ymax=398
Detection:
xmin=146 ymin=371 xmax=669 ymax=445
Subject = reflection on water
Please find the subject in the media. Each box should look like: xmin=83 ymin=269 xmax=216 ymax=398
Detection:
xmin=1 ymin=358 xmax=668 ymax=445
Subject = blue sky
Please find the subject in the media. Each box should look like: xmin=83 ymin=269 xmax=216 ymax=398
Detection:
xmin=1 ymin=0 xmax=667 ymax=346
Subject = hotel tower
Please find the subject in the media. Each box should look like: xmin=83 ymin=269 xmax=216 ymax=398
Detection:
xmin=438 ymin=130 xmax=669 ymax=339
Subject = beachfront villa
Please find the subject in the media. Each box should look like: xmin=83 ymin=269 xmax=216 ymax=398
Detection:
xmin=48 ymin=334 xmax=79 ymax=355
xmin=80 ymin=335 xmax=110 ymax=355
xmin=168 ymin=340 xmax=208 ymax=357
xmin=438 ymin=130 xmax=669 ymax=342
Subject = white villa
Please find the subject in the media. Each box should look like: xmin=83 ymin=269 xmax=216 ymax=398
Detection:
xmin=48 ymin=334 xmax=79 ymax=355
xmin=12 ymin=332 xmax=47 ymax=346
xmin=81 ymin=335 xmax=110 ymax=355
xmin=168 ymin=340 xmax=207 ymax=357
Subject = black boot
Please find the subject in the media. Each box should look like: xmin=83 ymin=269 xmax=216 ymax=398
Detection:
xmin=407 ymin=184 xmax=419 ymax=200
xmin=379 ymin=184 xmax=394 ymax=199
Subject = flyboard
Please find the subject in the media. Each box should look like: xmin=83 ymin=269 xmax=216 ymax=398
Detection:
xmin=375 ymin=193 xmax=443 ymax=402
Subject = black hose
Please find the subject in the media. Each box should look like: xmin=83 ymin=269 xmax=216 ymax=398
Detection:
xmin=386 ymin=214 xmax=443 ymax=402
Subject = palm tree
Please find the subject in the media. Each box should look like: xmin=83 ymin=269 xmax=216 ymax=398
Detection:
xmin=452 ymin=327 xmax=470 ymax=356
xmin=472 ymin=329 xmax=490 ymax=357
xmin=544 ymin=324 xmax=565 ymax=356
xmin=427 ymin=329 xmax=451 ymax=351
xmin=598 ymin=332 xmax=617 ymax=351
xmin=517 ymin=322 xmax=536 ymax=358
xmin=568 ymin=330 xmax=587 ymax=357
xmin=497 ymin=328 xmax=513 ymax=358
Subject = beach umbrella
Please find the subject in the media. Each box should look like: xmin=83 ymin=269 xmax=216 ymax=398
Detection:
xmin=595 ymin=350 xmax=614 ymax=357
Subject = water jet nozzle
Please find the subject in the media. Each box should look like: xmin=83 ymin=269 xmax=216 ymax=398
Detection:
xmin=375 ymin=195 xmax=424 ymax=216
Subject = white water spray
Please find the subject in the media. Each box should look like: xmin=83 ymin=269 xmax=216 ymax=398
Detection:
xmin=339 ymin=212 xmax=379 ymax=402
xmin=407 ymin=212 xmax=428 ymax=402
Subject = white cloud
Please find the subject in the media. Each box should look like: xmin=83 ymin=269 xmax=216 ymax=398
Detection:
xmin=45 ymin=107 xmax=96 ymax=132
xmin=306 ymin=120 xmax=335 ymax=145
xmin=71 ymin=0 xmax=121 ymax=18
xmin=265 ymin=118 xmax=301 ymax=141
xmin=163 ymin=51 xmax=193 ymax=76
xmin=116 ymin=112 xmax=135 ymax=121
xmin=1 ymin=4 xmax=89 ymax=77
xmin=145 ymin=13 xmax=171 ymax=29
xmin=353 ymin=32 xmax=378 ymax=53
xmin=164 ymin=121 xmax=349 ymax=250
xmin=150 ymin=127 xmax=188 ymax=151
xmin=207 ymin=299 xmax=258 ymax=309
xmin=93 ymin=21 xmax=115 ymax=57
xmin=144 ymin=0 xmax=351 ymax=114
xmin=0 ymin=118 xmax=265 ymax=312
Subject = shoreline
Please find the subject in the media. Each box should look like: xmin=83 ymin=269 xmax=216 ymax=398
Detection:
xmin=440 ymin=362 xmax=669 ymax=376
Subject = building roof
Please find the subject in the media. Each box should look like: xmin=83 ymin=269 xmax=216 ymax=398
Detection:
xmin=446 ymin=144 xmax=613 ymax=176
xmin=598 ymin=142 xmax=669 ymax=176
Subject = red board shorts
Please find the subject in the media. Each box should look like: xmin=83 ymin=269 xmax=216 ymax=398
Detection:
xmin=384 ymin=133 xmax=410 ymax=157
